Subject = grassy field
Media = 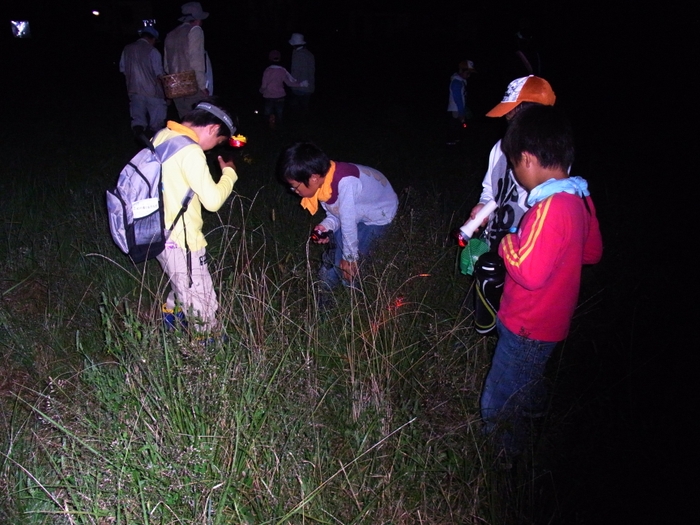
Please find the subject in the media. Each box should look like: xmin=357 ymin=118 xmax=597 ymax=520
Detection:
xmin=0 ymin=92 xmax=603 ymax=525
xmin=1 ymin=26 xmax=681 ymax=521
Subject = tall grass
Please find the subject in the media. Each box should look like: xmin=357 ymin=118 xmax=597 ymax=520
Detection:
xmin=0 ymin=98 xmax=593 ymax=524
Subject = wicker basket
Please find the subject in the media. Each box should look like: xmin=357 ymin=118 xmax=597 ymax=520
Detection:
xmin=161 ymin=70 xmax=198 ymax=99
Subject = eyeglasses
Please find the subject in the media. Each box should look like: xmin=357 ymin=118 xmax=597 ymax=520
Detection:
xmin=289 ymin=181 xmax=302 ymax=192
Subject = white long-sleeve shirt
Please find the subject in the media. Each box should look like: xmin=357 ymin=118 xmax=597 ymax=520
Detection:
xmin=319 ymin=162 xmax=398 ymax=261
xmin=478 ymin=139 xmax=529 ymax=248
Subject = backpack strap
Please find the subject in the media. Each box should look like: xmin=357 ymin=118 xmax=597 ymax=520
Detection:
xmin=153 ymin=134 xmax=197 ymax=163
xmin=153 ymin=134 xmax=197 ymax=286
xmin=152 ymin=134 xmax=197 ymax=234
xmin=169 ymin=188 xmax=195 ymax=230
xmin=171 ymin=189 xmax=195 ymax=287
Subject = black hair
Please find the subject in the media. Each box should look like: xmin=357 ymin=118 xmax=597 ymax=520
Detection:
xmin=181 ymin=97 xmax=237 ymax=139
xmin=277 ymin=142 xmax=331 ymax=185
xmin=501 ymin=105 xmax=574 ymax=170
xmin=509 ymin=100 xmax=539 ymax=116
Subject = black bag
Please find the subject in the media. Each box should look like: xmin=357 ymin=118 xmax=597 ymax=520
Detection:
xmin=473 ymin=252 xmax=505 ymax=335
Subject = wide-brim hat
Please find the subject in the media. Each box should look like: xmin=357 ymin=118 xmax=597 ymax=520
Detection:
xmin=289 ymin=33 xmax=306 ymax=46
xmin=179 ymin=2 xmax=209 ymax=22
xmin=486 ymin=75 xmax=556 ymax=117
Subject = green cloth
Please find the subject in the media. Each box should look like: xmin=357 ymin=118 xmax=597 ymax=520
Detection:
xmin=460 ymin=238 xmax=489 ymax=276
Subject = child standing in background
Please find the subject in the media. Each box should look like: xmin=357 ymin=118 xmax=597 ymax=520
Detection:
xmin=446 ymin=59 xmax=475 ymax=146
xmin=260 ymin=50 xmax=307 ymax=130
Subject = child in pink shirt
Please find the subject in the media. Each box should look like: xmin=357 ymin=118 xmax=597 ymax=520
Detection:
xmin=259 ymin=49 xmax=307 ymax=129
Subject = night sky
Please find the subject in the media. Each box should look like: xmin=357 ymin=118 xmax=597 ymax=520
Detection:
xmin=5 ymin=0 xmax=689 ymax=145
xmin=4 ymin=0 xmax=695 ymax=522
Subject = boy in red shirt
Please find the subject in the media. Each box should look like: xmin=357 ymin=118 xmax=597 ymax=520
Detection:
xmin=479 ymin=105 xmax=603 ymax=457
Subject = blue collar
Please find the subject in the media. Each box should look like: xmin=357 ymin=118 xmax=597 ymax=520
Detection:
xmin=527 ymin=176 xmax=590 ymax=207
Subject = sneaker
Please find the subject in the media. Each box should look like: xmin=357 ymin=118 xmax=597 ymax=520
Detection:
xmin=162 ymin=304 xmax=187 ymax=332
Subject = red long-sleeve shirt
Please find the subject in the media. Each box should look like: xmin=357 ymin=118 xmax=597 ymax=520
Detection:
xmin=498 ymin=192 xmax=603 ymax=342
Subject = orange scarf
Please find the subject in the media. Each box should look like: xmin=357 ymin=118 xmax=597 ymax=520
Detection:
xmin=167 ymin=120 xmax=200 ymax=142
xmin=301 ymin=161 xmax=336 ymax=215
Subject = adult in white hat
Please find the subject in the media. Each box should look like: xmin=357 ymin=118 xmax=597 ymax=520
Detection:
xmin=288 ymin=33 xmax=315 ymax=116
xmin=164 ymin=2 xmax=213 ymax=118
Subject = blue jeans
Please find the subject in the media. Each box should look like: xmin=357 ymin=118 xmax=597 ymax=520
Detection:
xmin=480 ymin=319 xmax=558 ymax=453
xmin=318 ymin=223 xmax=388 ymax=290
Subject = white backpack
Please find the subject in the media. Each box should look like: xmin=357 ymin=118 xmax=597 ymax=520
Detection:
xmin=106 ymin=135 xmax=195 ymax=263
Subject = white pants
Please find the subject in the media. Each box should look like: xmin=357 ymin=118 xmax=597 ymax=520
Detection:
xmin=128 ymin=93 xmax=167 ymax=132
xmin=157 ymin=242 xmax=218 ymax=332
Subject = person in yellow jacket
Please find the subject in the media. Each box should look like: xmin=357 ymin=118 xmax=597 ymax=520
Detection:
xmin=153 ymin=100 xmax=237 ymax=333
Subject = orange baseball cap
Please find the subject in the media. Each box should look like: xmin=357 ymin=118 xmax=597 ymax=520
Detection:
xmin=486 ymin=75 xmax=556 ymax=117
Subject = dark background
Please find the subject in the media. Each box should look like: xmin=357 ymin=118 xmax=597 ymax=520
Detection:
xmin=3 ymin=0 xmax=695 ymax=522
